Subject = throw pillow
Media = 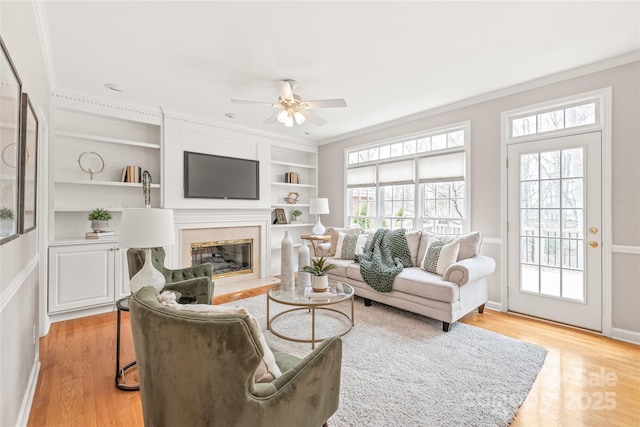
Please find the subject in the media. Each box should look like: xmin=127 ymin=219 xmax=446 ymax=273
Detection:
xmin=157 ymin=292 xmax=282 ymax=383
xmin=336 ymin=232 xmax=368 ymax=260
xmin=328 ymin=227 xmax=361 ymax=256
xmin=420 ymin=237 xmax=460 ymax=275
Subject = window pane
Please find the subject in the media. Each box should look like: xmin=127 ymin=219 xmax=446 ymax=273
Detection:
xmin=348 ymin=152 xmax=358 ymax=165
xmin=513 ymin=115 xmax=536 ymax=137
xmin=540 ymin=180 xmax=560 ymax=208
xmin=540 ymin=267 xmax=561 ymax=296
xmin=562 ymin=148 xmax=583 ymax=178
xmin=520 ymin=153 xmax=539 ymax=180
xmin=521 ymin=264 xmax=539 ymax=293
xmin=540 ymin=151 xmax=560 ymax=179
xmin=379 ymin=145 xmax=390 ymax=159
xmin=562 ymin=178 xmax=583 ymax=209
xmin=403 ymin=140 xmax=416 ymax=155
xmin=368 ymin=147 xmax=379 ymax=162
xmin=521 ymin=209 xmax=539 ymax=236
xmin=521 ymin=181 xmax=539 ymax=208
xmin=390 ymin=143 xmax=403 ymax=157
xmin=357 ymin=150 xmax=368 ymax=163
xmin=431 ymin=134 xmax=447 ymax=150
xmin=447 ymin=130 xmax=464 ymax=147
xmin=565 ymin=103 xmax=595 ymax=128
xmin=538 ymin=110 xmax=564 ymax=132
xmin=417 ymin=137 xmax=430 ymax=152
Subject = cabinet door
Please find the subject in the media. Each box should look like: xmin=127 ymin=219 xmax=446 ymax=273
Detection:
xmin=48 ymin=243 xmax=116 ymax=313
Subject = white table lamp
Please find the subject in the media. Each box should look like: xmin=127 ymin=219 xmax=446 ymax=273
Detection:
xmin=118 ymin=208 xmax=175 ymax=293
xmin=309 ymin=198 xmax=330 ymax=235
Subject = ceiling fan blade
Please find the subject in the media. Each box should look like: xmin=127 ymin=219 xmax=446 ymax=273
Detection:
xmin=274 ymin=80 xmax=294 ymax=101
xmin=231 ymin=99 xmax=280 ymax=107
xmin=301 ymin=110 xmax=327 ymax=127
xmin=263 ymin=110 xmax=281 ymax=124
xmin=303 ymin=98 xmax=347 ymax=109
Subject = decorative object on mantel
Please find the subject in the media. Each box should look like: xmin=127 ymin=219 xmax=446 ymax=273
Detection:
xmin=142 ymin=170 xmax=152 ymax=207
xmin=273 ymin=208 xmax=287 ymax=224
xmin=291 ymin=209 xmax=303 ymax=223
xmin=87 ymin=207 xmax=113 ymax=232
xmin=280 ymin=231 xmax=294 ymax=290
xmin=309 ymin=198 xmax=330 ymax=235
xmin=297 ymin=240 xmax=311 ymax=288
xmin=283 ymin=191 xmax=299 ymax=204
xmin=78 ymin=151 xmax=104 ymax=180
xmin=118 ymin=208 xmax=175 ymax=293
xmin=302 ymin=256 xmax=336 ymax=292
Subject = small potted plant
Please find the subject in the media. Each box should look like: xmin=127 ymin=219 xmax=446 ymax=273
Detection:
xmin=88 ymin=208 xmax=113 ymax=232
xmin=302 ymin=256 xmax=337 ymax=291
xmin=291 ymin=209 xmax=303 ymax=223
xmin=0 ymin=207 xmax=14 ymax=235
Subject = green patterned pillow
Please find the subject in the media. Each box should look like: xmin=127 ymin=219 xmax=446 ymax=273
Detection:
xmin=336 ymin=232 xmax=368 ymax=260
xmin=421 ymin=237 xmax=460 ymax=275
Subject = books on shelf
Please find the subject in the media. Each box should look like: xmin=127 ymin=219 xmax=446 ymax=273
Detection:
xmin=86 ymin=231 xmax=116 ymax=239
xmin=121 ymin=165 xmax=142 ymax=183
xmin=284 ymin=171 xmax=300 ymax=184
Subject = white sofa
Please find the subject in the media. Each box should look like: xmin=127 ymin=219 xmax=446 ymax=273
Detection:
xmin=316 ymin=228 xmax=496 ymax=331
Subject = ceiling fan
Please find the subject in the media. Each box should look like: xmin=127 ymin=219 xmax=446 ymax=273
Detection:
xmin=231 ymin=80 xmax=347 ymax=127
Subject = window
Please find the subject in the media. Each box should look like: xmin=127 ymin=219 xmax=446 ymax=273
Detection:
xmin=346 ymin=123 xmax=469 ymax=232
xmin=511 ymin=102 xmax=596 ymax=138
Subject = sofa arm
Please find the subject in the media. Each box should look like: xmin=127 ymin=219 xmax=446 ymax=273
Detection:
xmin=162 ymin=276 xmax=214 ymax=304
xmin=316 ymin=242 xmax=332 ymax=257
xmin=443 ymin=255 xmax=496 ymax=286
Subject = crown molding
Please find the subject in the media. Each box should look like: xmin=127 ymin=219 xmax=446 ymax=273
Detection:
xmin=32 ymin=0 xmax=56 ymax=91
xmin=321 ymin=51 xmax=640 ymax=146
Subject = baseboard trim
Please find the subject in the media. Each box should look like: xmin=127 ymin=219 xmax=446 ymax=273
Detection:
xmin=484 ymin=301 xmax=502 ymax=312
xmin=611 ymin=327 xmax=640 ymax=345
xmin=16 ymin=353 xmax=40 ymax=427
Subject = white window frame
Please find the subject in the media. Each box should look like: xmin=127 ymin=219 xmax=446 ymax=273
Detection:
xmin=344 ymin=121 xmax=471 ymax=232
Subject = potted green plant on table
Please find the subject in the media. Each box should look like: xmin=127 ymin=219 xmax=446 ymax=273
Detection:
xmin=302 ymin=256 xmax=337 ymax=292
xmin=88 ymin=208 xmax=113 ymax=232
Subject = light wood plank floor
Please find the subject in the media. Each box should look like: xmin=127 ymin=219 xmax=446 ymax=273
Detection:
xmin=28 ymin=288 xmax=640 ymax=426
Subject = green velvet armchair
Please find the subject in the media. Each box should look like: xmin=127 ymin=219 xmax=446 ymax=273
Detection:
xmin=127 ymin=247 xmax=214 ymax=304
xmin=129 ymin=286 xmax=343 ymax=427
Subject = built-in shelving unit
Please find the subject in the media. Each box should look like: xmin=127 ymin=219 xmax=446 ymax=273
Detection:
xmin=269 ymin=145 xmax=317 ymax=274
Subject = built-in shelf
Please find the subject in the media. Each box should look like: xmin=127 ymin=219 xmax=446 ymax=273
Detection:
xmin=271 ymin=223 xmax=314 ymax=228
xmin=56 ymin=131 xmax=161 ymax=149
xmin=55 ymin=179 xmax=161 ymax=188
xmin=271 ymin=203 xmax=310 ymax=208
xmin=271 ymin=160 xmax=315 ymax=169
xmin=271 ymin=182 xmax=315 ymax=188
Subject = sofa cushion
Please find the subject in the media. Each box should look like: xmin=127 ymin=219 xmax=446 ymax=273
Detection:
xmin=393 ymin=268 xmax=460 ymax=303
xmin=405 ymin=231 xmax=422 ymax=266
xmin=335 ymin=232 xmax=368 ymax=260
xmin=421 ymin=237 xmax=460 ymax=275
xmin=418 ymin=231 xmax=482 ymax=263
xmin=327 ymin=227 xmax=362 ymax=256
xmin=324 ymin=257 xmax=352 ymax=278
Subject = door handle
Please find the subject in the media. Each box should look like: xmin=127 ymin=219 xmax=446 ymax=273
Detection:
xmin=589 ymin=227 xmax=598 ymax=234
xmin=588 ymin=241 xmax=598 ymax=249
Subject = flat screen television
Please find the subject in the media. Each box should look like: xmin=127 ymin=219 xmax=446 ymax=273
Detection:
xmin=184 ymin=151 xmax=259 ymax=200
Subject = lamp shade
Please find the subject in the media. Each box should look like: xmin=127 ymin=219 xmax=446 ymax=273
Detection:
xmin=118 ymin=208 xmax=175 ymax=248
xmin=309 ymin=198 xmax=330 ymax=215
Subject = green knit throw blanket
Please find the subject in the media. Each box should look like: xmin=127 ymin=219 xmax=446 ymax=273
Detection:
xmin=355 ymin=228 xmax=413 ymax=293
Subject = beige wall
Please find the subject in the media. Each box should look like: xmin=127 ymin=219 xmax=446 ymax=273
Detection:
xmin=0 ymin=2 xmax=51 ymax=426
xmin=318 ymin=61 xmax=640 ymax=335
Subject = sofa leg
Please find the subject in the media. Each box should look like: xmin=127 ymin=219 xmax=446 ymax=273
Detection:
xmin=442 ymin=322 xmax=451 ymax=332
xmin=478 ymin=304 xmax=485 ymax=314
xmin=364 ymin=298 xmax=372 ymax=307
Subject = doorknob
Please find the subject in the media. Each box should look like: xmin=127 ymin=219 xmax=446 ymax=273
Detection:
xmin=589 ymin=227 xmax=598 ymax=234
xmin=588 ymin=241 xmax=599 ymax=248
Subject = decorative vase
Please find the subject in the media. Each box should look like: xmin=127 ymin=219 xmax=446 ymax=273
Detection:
xmin=311 ymin=275 xmax=329 ymax=292
xmin=280 ymin=231 xmax=294 ymax=290
xmin=298 ymin=240 xmax=311 ymax=288
xmin=90 ymin=220 xmax=109 ymax=232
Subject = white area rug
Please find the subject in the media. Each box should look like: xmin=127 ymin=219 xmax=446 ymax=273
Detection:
xmin=224 ymin=295 xmax=547 ymax=427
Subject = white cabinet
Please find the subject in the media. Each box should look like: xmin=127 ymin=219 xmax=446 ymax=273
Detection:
xmin=48 ymin=241 xmax=129 ymax=316
xmin=269 ymin=146 xmax=317 ymax=275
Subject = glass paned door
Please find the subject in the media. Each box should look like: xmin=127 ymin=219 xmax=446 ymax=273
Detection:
xmin=508 ymin=133 xmax=601 ymax=331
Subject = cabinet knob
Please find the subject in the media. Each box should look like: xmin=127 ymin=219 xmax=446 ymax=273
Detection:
xmin=588 ymin=241 xmax=599 ymax=249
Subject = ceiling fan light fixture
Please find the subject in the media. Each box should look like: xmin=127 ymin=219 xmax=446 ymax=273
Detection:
xmin=284 ymin=114 xmax=294 ymax=127
xmin=293 ymin=111 xmax=306 ymax=125
xmin=277 ymin=109 xmax=289 ymax=123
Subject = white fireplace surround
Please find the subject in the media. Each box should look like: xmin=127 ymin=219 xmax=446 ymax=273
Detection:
xmin=169 ymin=209 xmax=275 ymax=294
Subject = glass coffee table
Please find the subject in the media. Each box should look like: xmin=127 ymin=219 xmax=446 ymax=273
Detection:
xmin=267 ymin=281 xmax=354 ymax=349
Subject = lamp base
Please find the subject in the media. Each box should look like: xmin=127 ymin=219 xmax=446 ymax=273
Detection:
xmin=312 ymin=217 xmax=326 ymax=236
xmin=129 ymin=248 xmax=166 ymax=293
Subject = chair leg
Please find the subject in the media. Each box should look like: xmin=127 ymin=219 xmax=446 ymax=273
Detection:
xmin=478 ymin=303 xmax=485 ymax=314
xmin=442 ymin=322 xmax=451 ymax=332
xmin=364 ymin=298 xmax=372 ymax=307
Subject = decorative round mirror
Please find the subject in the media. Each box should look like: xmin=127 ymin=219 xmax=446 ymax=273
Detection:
xmin=78 ymin=151 xmax=105 ymax=180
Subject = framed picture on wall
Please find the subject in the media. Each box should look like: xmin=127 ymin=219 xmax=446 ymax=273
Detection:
xmin=19 ymin=93 xmax=38 ymax=234
xmin=0 ymin=36 xmax=22 ymax=245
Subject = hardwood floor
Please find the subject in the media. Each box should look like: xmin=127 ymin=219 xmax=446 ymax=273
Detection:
xmin=28 ymin=288 xmax=639 ymax=426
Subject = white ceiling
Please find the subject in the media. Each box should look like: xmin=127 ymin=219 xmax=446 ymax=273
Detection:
xmin=41 ymin=1 xmax=640 ymax=143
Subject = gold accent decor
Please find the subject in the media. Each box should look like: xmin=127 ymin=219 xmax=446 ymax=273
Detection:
xmin=283 ymin=191 xmax=299 ymax=204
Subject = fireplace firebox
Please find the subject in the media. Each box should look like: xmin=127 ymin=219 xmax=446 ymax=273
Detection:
xmin=191 ymin=239 xmax=253 ymax=279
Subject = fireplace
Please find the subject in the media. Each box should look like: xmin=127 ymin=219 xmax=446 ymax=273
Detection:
xmin=191 ymin=238 xmax=253 ymax=279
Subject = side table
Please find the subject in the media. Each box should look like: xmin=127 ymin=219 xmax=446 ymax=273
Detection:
xmin=300 ymin=234 xmax=331 ymax=256
xmin=115 ymin=296 xmax=139 ymax=391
